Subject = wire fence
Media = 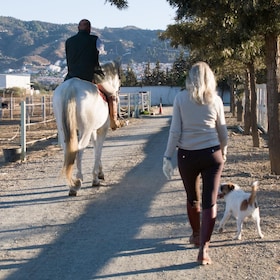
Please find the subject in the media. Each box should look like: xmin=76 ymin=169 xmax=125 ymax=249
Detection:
xmin=0 ymin=91 xmax=152 ymax=162
xmin=0 ymin=95 xmax=57 ymax=161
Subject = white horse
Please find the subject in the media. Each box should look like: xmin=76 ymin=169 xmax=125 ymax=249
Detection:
xmin=53 ymin=61 xmax=120 ymax=196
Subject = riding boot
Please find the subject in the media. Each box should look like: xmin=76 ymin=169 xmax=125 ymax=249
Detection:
xmin=187 ymin=200 xmax=200 ymax=247
xmin=197 ymin=204 xmax=217 ymax=265
xmin=108 ymin=95 xmax=120 ymax=130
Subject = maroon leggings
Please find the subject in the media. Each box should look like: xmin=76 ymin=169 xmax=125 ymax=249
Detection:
xmin=177 ymin=146 xmax=224 ymax=210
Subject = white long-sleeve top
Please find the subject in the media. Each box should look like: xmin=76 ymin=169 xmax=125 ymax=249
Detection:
xmin=164 ymin=91 xmax=228 ymax=158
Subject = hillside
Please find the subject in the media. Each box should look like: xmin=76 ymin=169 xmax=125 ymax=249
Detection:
xmin=0 ymin=16 xmax=182 ymax=72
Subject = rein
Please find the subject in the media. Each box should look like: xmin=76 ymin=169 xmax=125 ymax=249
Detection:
xmin=96 ymin=85 xmax=108 ymax=102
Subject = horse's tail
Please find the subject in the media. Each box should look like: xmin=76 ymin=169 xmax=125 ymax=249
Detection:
xmin=62 ymin=88 xmax=78 ymax=185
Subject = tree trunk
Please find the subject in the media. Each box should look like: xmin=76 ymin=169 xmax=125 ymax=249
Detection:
xmin=244 ymin=69 xmax=251 ymax=135
xmin=236 ymin=100 xmax=243 ymax=121
xmin=265 ymin=34 xmax=280 ymax=174
xmin=230 ymin=82 xmax=236 ymax=117
xmin=247 ymin=61 xmax=260 ymax=147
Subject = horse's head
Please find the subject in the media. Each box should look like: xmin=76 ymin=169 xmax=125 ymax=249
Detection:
xmin=94 ymin=60 xmax=121 ymax=95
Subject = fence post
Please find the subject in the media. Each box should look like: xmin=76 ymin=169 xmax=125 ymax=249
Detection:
xmin=10 ymin=95 xmax=13 ymax=119
xmin=26 ymin=97 xmax=31 ymax=127
xmin=20 ymin=101 xmax=26 ymax=161
xmin=0 ymin=97 xmax=2 ymax=119
xmin=42 ymin=96 xmax=46 ymax=123
xmin=31 ymin=95 xmax=34 ymax=116
xmin=128 ymin=94 xmax=131 ymax=117
xmin=49 ymin=95 xmax=53 ymax=115
xmin=135 ymin=93 xmax=139 ymax=118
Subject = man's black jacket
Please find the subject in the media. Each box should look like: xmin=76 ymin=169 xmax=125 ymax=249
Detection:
xmin=65 ymin=30 xmax=101 ymax=82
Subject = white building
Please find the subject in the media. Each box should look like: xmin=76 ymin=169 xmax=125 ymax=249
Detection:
xmin=0 ymin=74 xmax=31 ymax=89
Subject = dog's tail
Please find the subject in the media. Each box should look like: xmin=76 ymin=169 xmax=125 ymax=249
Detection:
xmin=240 ymin=181 xmax=258 ymax=211
xmin=248 ymin=181 xmax=258 ymax=206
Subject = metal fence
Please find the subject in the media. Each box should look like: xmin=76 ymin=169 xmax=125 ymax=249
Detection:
xmin=0 ymin=95 xmax=56 ymax=161
xmin=1 ymin=91 xmax=152 ymax=162
xmin=118 ymin=91 xmax=151 ymax=118
xmin=0 ymin=95 xmax=53 ymax=121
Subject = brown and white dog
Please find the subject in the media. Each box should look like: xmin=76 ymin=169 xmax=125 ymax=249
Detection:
xmin=218 ymin=181 xmax=264 ymax=240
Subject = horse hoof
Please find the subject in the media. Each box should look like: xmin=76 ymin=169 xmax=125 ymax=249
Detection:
xmin=69 ymin=190 xmax=77 ymax=196
xmin=92 ymin=181 xmax=100 ymax=187
xmin=74 ymin=178 xmax=82 ymax=187
xmin=98 ymin=174 xmax=104 ymax=180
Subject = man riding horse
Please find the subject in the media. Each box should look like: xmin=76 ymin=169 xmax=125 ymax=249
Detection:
xmin=64 ymin=19 xmax=120 ymax=130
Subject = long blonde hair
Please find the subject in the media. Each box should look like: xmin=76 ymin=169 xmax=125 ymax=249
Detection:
xmin=186 ymin=61 xmax=217 ymax=105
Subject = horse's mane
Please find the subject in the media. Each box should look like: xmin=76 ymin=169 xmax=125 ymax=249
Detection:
xmin=102 ymin=60 xmax=120 ymax=73
xmin=96 ymin=60 xmax=121 ymax=83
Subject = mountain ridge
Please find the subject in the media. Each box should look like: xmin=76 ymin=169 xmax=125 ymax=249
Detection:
xmin=0 ymin=16 xmax=181 ymax=72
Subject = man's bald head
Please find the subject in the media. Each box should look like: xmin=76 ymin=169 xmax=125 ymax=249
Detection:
xmin=78 ymin=19 xmax=91 ymax=33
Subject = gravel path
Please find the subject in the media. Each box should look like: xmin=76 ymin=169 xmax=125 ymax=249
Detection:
xmin=0 ymin=107 xmax=279 ymax=280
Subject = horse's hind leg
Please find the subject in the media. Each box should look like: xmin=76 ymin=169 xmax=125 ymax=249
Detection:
xmin=68 ymin=178 xmax=82 ymax=196
xmin=67 ymin=147 xmax=84 ymax=196
xmin=98 ymin=161 xmax=104 ymax=180
xmin=92 ymin=159 xmax=104 ymax=186
xmin=91 ymin=133 xmax=101 ymax=186
xmin=68 ymin=131 xmax=92 ymax=195
xmin=76 ymin=148 xmax=84 ymax=182
xmin=91 ymin=123 xmax=109 ymax=186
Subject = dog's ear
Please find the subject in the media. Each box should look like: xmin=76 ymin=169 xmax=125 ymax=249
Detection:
xmin=228 ymin=183 xmax=235 ymax=191
xmin=220 ymin=183 xmax=234 ymax=194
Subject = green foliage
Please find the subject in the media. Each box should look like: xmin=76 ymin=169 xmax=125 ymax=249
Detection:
xmin=144 ymin=61 xmax=168 ymax=86
xmin=106 ymin=0 xmax=128 ymax=9
xmin=160 ymin=0 xmax=280 ymax=90
xmin=142 ymin=62 xmax=153 ymax=85
xmin=120 ymin=53 xmax=189 ymax=86
xmin=140 ymin=54 xmax=188 ymax=86
xmin=170 ymin=52 xmax=189 ymax=87
xmin=3 ymin=87 xmax=24 ymax=97
xmin=121 ymin=64 xmax=138 ymax=86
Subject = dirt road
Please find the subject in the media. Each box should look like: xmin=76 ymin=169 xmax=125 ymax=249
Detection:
xmin=0 ymin=107 xmax=279 ymax=280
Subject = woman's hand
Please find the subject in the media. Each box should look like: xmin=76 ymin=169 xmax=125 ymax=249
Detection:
xmin=162 ymin=157 xmax=173 ymax=180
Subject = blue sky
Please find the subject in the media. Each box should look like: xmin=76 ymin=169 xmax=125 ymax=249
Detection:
xmin=1 ymin=0 xmax=177 ymax=30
